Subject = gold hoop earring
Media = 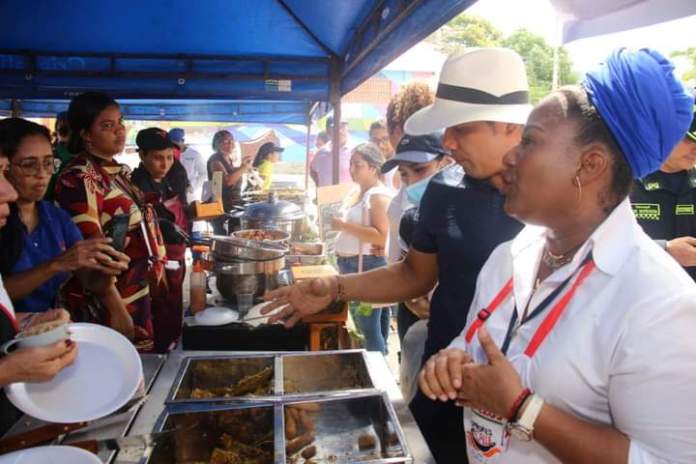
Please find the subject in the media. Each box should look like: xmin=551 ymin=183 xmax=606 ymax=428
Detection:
xmin=575 ymin=175 xmax=583 ymax=203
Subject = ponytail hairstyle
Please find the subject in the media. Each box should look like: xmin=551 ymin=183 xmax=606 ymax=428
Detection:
xmin=352 ymin=142 xmax=385 ymax=180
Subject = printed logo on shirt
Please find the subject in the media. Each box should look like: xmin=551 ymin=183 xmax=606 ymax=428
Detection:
xmin=632 ymin=203 xmax=661 ymax=221
xmin=467 ymin=409 xmax=505 ymax=460
xmin=644 ymin=182 xmax=661 ymax=191
xmin=675 ymin=204 xmax=695 ymax=216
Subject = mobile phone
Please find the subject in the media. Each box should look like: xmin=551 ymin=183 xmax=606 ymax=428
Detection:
xmin=104 ymin=214 xmax=130 ymax=252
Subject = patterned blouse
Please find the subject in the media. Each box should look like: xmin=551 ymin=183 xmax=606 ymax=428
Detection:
xmin=54 ymin=153 xmax=164 ymax=352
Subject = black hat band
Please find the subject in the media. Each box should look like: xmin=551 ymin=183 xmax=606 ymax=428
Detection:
xmin=436 ymin=83 xmax=529 ymax=105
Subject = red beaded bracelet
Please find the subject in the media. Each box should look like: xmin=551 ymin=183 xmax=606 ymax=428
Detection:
xmin=506 ymin=388 xmax=532 ymax=422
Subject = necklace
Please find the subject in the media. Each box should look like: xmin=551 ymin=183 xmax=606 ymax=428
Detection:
xmin=541 ymin=247 xmax=575 ymax=269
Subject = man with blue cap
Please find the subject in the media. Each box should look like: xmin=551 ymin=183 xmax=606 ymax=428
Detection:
xmin=420 ymin=48 xmax=696 ymax=463
xmin=169 ymin=128 xmax=206 ymax=202
xmin=630 ymin=107 xmax=696 ymax=280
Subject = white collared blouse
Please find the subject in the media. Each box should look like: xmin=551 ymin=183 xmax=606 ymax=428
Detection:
xmin=450 ymin=198 xmax=696 ymax=463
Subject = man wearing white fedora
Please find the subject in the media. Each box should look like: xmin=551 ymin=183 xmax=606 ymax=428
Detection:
xmin=263 ymin=48 xmax=530 ymax=462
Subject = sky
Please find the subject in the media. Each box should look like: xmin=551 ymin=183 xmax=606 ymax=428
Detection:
xmin=465 ymin=0 xmax=696 ymax=79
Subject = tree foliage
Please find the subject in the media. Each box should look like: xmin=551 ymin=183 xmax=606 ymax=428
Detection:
xmin=427 ymin=13 xmax=579 ymax=102
xmin=671 ymin=47 xmax=696 ymax=85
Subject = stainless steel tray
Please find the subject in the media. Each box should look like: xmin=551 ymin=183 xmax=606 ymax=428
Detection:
xmin=165 ymin=350 xmax=375 ymax=406
xmin=148 ymin=392 xmax=412 ymax=464
xmin=148 ymin=403 xmax=280 ymax=464
xmin=165 ymin=354 xmax=277 ymax=405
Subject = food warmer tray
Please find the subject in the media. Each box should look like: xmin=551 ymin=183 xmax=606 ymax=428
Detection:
xmin=165 ymin=350 xmax=375 ymax=406
xmin=147 ymin=391 xmax=412 ymax=464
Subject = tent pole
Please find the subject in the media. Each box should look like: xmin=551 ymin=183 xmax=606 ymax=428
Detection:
xmin=304 ymin=109 xmax=312 ymax=191
xmin=330 ymin=57 xmax=342 ymax=185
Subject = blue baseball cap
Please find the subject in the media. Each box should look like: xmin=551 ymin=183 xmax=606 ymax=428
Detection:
xmin=168 ymin=128 xmax=185 ymax=143
xmin=381 ymin=133 xmax=447 ymax=173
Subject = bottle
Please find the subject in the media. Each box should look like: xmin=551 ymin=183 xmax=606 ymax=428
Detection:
xmin=190 ymin=261 xmax=207 ymax=314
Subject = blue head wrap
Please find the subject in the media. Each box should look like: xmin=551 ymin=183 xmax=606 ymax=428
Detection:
xmin=584 ymin=48 xmax=694 ymax=179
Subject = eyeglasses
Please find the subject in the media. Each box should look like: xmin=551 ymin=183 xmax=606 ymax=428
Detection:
xmin=11 ymin=158 xmax=61 ymax=176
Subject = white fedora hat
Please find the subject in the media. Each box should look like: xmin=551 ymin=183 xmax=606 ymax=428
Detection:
xmin=405 ymin=48 xmax=533 ymax=135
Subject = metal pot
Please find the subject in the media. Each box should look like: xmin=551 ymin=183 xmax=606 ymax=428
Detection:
xmin=209 ymin=235 xmax=287 ymax=261
xmin=207 ymin=234 xmax=288 ymax=303
xmin=239 ymin=192 xmax=305 ymax=240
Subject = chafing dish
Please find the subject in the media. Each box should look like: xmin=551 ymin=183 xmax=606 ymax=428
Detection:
xmin=166 ymin=351 xmax=374 ymax=406
xmin=166 ymin=355 xmax=278 ymax=405
xmin=206 ymin=235 xmax=288 ymax=304
xmin=233 ymin=192 xmax=307 ymax=241
xmin=148 ymin=403 xmax=279 ymax=464
xmin=149 ymin=392 xmax=412 ymax=464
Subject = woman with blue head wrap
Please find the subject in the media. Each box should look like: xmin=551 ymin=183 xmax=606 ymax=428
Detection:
xmin=418 ymin=48 xmax=696 ymax=464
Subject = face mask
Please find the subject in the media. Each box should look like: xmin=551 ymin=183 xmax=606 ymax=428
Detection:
xmin=406 ymin=173 xmax=436 ymax=206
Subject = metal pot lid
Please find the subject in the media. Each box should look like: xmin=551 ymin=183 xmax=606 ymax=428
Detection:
xmin=242 ymin=192 xmax=304 ymax=221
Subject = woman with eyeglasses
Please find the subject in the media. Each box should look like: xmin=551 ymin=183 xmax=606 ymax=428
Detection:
xmin=0 ymin=118 xmax=131 ymax=332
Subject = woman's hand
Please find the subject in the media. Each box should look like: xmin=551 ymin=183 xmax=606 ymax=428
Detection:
xmin=262 ymin=277 xmax=336 ymax=327
xmin=0 ymin=340 xmax=77 ymax=385
xmin=454 ymin=326 xmax=525 ymax=418
xmin=419 ymin=348 xmax=473 ymax=402
xmin=53 ymin=238 xmax=130 ymax=275
xmin=330 ymin=217 xmax=345 ymax=231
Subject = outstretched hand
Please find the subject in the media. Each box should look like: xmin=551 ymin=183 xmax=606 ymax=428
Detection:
xmin=262 ymin=277 xmax=336 ymax=327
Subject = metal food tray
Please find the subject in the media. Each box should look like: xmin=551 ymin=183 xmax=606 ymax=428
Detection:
xmin=147 ymin=403 xmax=280 ymax=464
xmin=166 ymin=350 xmax=374 ymax=406
xmin=148 ymin=392 xmax=412 ymax=464
xmin=287 ymin=242 xmax=326 ymax=266
xmin=166 ymin=354 xmax=277 ymax=405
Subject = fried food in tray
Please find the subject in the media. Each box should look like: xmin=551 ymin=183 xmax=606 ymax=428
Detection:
xmin=283 ymin=353 xmax=372 ymax=395
xmin=283 ymin=396 xmax=407 ymax=463
xmin=176 ymin=358 xmax=274 ymax=400
xmin=151 ymin=407 xmax=274 ymax=464
xmin=284 ymin=402 xmax=320 ymax=461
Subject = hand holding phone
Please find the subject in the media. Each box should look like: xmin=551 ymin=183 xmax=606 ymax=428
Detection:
xmin=104 ymin=214 xmax=130 ymax=252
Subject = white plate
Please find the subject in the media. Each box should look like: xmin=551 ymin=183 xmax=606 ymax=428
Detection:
xmin=193 ymin=306 xmax=239 ymax=326
xmin=242 ymin=301 xmax=280 ymax=328
xmin=0 ymin=445 xmax=102 ymax=464
xmin=5 ymin=323 xmax=142 ymax=423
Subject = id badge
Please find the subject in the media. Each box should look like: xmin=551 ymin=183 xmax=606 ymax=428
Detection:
xmin=464 ymin=407 xmax=509 ymax=463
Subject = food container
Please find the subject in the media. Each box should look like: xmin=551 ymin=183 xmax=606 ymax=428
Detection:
xmin=147 ymin=403 xmax=280 ymax=464
xmin=166 ymin=355 xmax=278 ymax=404
xmin=207 ymin=235 xmax=288 ymax=303
xmin=238 ymin=192 xmax=306 ymax=241
xmin=233 ymin=229 xmax=291 ymax=245
xmin=148 ymin=392 xmax=412 ymax=464
xmin=286 ymin=242 xmax=326 ymax=266
xmin=166 ymin=351 xmax=374 ymax=406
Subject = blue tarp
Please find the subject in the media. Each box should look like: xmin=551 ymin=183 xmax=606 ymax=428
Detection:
xmin=0 ymin=99 xmax=319 ymax=125
xmin=0 ymin=0 xmax=474 ymax=123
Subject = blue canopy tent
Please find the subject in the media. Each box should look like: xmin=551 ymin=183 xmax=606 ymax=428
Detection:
xmin=0 ymin=0 xmax=474 ymax=181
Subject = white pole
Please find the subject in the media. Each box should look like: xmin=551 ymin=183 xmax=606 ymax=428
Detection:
xmin=552 ymin=14 xmax=561 ymax=90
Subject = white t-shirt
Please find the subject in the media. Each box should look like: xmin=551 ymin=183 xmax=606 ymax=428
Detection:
xmin=386 ymin=187 xmax=413 ymax=263
xmin=449 ymin=199 xmax=696 ymax=463
xmin=0 ymin=274 xmax=15 ymax=316
xmin=179 ymin=147 xmax=207 ymax=202
xmin=334 ymin=185 xmax=393 ymax=256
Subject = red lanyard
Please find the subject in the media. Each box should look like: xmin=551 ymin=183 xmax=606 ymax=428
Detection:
xmin=464 ymin=258 xmax=596 ymax=358
xmin=0 ymin=304 xmax=19 ymax=333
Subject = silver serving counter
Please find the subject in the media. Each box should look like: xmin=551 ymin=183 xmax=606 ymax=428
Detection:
xmin=117 ymin=349 xmax=434 ymax=464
